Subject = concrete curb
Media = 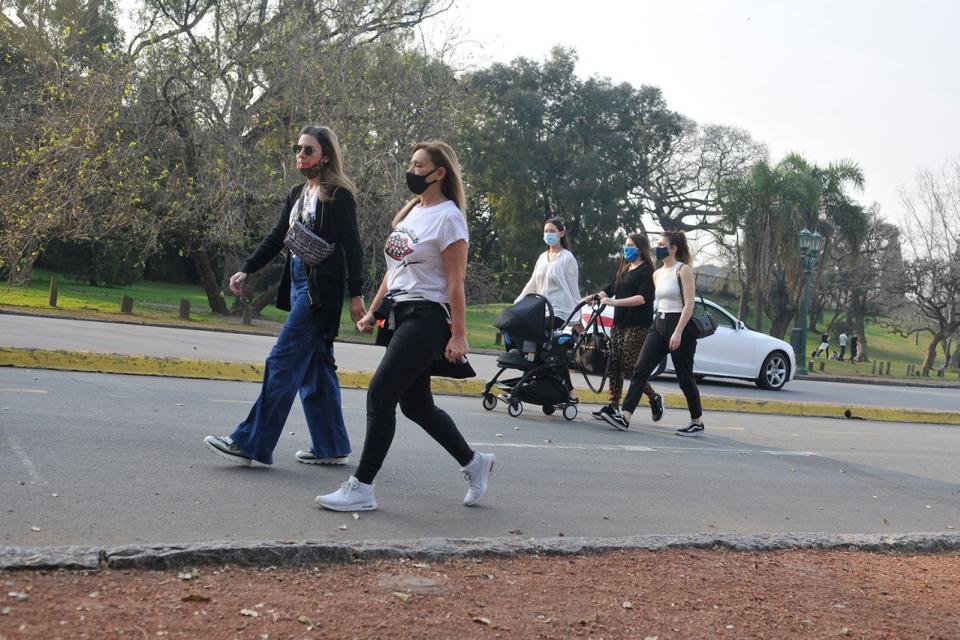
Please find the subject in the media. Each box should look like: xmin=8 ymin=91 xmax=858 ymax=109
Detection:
xmin=3 ymin=347 xmax=959 ymax=425
xmin=3 ymin=532 xmax=960 ymax=572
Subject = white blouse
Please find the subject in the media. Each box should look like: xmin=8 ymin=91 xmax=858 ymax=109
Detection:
xmin=515 ymin=249 xmax=581 ymax=321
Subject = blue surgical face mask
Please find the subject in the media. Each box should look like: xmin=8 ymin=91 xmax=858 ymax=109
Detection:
xmin=543 ymin=232 xmax=560 ymax=246
xmin=655 ymin=246 xmax=670 ymax=261
xmin=623 ymin=246 xmax=638 ymax=261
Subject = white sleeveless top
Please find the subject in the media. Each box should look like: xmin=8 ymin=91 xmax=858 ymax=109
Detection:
xmin=655 ymin=262 xmax=684 ymax=313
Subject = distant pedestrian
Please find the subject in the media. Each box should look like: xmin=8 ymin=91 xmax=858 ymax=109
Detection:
xmin=514 ymin=216 xmax=582 ymax=328
xmin=849 ymin=333 xmax=859 ymax=362
xmin=837 ymin=331 xmax=848 ymax=361
xmin=315 ymin=140 xmax=494 ymax=512
xmin=812 ymin=331 xmax=830 ymax=359
xmin=203 ymin=124 xmax=365 ymax=467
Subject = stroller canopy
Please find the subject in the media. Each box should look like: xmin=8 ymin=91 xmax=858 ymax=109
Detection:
xmin=494 ymin=295 xmax=550 ymax=342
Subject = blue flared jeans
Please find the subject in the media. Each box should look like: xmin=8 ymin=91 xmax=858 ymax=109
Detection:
xmin=230 ymin=256 xmax=351 ymax=464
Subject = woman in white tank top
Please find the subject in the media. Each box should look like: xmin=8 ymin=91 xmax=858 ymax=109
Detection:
xmin=598 ymin=231 xmax=705 ymax=437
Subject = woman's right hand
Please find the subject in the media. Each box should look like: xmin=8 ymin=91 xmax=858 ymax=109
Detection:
xmin=356 ymin=312 xmax=376 ymax=334
xmin=228 ymin=271 xmax=248 ymax=295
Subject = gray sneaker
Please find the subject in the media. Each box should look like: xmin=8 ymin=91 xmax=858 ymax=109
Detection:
xmin=295 ymin=450 xmax=350 ymax=465
xmin=315 ymin=476 xmax=377 ymax=512
xmin=203 ymin=435 xmax=252 ymax=466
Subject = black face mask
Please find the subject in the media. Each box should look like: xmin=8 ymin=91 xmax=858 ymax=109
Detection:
xmin=406 ymin=168 xmax=438 ymax=195
xmin=300 ymin=164 xmax=324 ymax=180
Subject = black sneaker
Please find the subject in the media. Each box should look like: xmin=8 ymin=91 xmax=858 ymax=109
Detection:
xmin=649 ymin=394 xmax=664 ymax=422
xmin=675 ymin=421 xmax=705 ymax=437
xmin=601 ymin=410 xmax=629 ymax=431
xmin=203 ymin=435 xmax=252 ymax=466
xmin=592 ymin=404 xmax=617 ymax=420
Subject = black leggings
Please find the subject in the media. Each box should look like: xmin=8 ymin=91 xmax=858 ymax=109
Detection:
xmin=354 ymin=302 xmax=474 ymax=484
xmin=621 ymin=312 xmax=702 ymax=420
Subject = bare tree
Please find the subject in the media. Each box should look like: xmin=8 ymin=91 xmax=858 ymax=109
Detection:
xmin=892 ymin=160 xmax=960 ymax=371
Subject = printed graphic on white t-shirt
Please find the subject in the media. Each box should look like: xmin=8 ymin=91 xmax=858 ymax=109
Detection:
xmin=383 ymin=200 xmax=468 ymax=304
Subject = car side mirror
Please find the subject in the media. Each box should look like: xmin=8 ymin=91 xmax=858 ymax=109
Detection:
xmin=737 ymin=320 xmax=746 ymax=330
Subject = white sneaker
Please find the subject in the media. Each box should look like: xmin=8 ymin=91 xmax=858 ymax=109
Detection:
xmin=315 ymin=476 xmax=377 ymax=512
xmin=461 ymin=452 xmax=495 ymax=506
xmin=295 ymin=450 xmax=349 ymax=465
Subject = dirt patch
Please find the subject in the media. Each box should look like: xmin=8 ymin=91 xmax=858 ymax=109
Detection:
xmin=2 ymin=549 xmax=959 ymax=639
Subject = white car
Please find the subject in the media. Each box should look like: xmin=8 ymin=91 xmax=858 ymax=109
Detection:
xmin=581 ymin=298 xmax=796 ymax=390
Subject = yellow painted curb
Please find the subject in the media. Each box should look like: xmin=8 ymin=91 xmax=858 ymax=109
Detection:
xmin=2 ymin=347 xmax=958 ymax=426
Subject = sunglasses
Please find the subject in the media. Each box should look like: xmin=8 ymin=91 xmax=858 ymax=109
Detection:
xmin=292 ymin=144 xmax=320 ymax=156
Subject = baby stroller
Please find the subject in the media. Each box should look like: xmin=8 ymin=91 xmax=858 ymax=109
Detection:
xmin=481 ymin=294 xmax=606 ymax=420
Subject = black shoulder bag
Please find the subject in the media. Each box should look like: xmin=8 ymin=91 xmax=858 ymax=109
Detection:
xmin=677 ymin=264 xmax=718 ymax=340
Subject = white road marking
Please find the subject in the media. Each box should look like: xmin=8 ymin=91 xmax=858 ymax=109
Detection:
xmin=472 ymin=442 xmax=817 ymax=456
xmin=0 ymin=388 xmax=47 ymax=394
xmin=209 ymin=399 xmax=252 ymax=404
xmin=8 ymin=438 xmax=49 ymax=486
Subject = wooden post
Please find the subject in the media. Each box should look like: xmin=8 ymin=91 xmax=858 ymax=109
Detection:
xmin=885 ymin=361 xmax=891 ymax=376
xmin=178 ymin=299 xmax=190 ymax=320
xmin=242 ymin=304 xmax=254 ymax=325
xmin=120 ymin=296 xmax=134 ymax=314
xmin=871 ymin=360 xmax=877 ymax=375
xmin=818 ymin=361 xmax=825 ymax=372
xmin=48 ymin=276 xmax=59 ymax=307
xmin=495 ymin=332 xmax=502 ymax=345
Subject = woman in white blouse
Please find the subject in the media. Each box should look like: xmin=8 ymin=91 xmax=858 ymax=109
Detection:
xmin=515 ymin=216 xmax=582 ymax=328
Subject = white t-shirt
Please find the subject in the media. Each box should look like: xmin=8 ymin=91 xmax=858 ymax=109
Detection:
xmin=514 ymin=249 xmax=581 ymax=321
xmin=384 ymin=200 xmax=469 ymax=304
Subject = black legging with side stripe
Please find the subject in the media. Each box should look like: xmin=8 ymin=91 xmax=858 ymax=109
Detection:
xmin=621 ymin=312 xmax=702 ymax=420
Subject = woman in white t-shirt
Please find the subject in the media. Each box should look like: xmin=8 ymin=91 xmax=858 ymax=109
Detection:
xmin=316 ymin=141 xmax=495 ymax=512
xmin=515 ymin=217 xmax=582 ymax=327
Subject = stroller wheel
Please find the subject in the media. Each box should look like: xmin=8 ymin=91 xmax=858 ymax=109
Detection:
xmin=541 ymin=405 xmax=556 ymax=416
xmin=562 ymin=404 xmax=578 ymax=421
xmin=481 ymin=394 xmax=497 ymax=411
xmin=508 ymin=401 xmax=523 ymax=418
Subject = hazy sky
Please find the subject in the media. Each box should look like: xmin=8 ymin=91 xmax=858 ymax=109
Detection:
xmin=426 ymin=0 xmax=960 ymax=226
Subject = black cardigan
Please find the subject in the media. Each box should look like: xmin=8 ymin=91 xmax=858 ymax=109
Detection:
xmin=603 ymin=262 xmax=655 ymax=329
xmin=241 ymin=183 xmax=363 ymax=339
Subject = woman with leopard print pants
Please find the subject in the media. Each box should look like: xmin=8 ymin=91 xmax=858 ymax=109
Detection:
xmin=585 ymin=233 xmax=664 ymax=425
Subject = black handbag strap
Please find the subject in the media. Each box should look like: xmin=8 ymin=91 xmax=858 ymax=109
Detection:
xmin=675 ymin=262 xmax=707 ymax=309
xmin=576 ymin=302 xmax=608 ymax=394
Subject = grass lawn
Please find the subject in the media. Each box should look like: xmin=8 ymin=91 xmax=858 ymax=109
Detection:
xmin=0 ymin=268 xmax=508 ymax=349
xmin=1 ymin=269 xmax=952 ymax=380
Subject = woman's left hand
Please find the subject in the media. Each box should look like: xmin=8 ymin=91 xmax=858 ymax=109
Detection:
xmin=349 ymin=296 xmax=366 ymax=323
xmin=445 ymin=334 xmax=469 ymax=363
xmin=599 ymin=296 xmax=614 ymax=306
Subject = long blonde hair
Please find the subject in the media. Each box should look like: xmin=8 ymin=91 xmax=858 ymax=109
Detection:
xmin=392 ymin=141 xmax=467 ymax=227
xmin=299 ymin=125 xmax=356 ymax=200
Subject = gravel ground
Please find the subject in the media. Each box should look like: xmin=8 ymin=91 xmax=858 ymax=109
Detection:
xmin=2 ymin=549 xmax=959 ymax=639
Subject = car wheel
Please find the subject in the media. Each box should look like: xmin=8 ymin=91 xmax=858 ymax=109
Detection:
xmin=757 ymin=350 xmax=790 ymax=390
xmin=649 ymin=356 xmax=668 ymax=380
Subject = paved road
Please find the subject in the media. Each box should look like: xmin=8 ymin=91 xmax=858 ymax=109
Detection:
xmin=2 ymin=368 xmax=959 ymax=547
xmin=3 ymin=314 xmax=959 ymax=412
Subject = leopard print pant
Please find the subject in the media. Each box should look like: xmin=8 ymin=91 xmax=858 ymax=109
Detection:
xmin=607 ymin=325 xmax=657 ymax=407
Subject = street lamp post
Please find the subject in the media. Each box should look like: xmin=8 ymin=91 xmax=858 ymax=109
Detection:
xmin=796 ymin=227 xmax=825 ymax=376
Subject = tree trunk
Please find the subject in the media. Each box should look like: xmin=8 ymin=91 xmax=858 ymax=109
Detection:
xmin=753 ymin=289 xmax=764 ymax=333
xmin=250 ymin=284 xmax=280 ymax=315
xmin=948 ymin=338 xmax=960 ymax=371
xmin=922 ymin=333 xmax=944 ymax=372
xmin=190 ymin=249 xmax=229 ymax=315
xmin=737 ymin=283 xmax=750 ymax=324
